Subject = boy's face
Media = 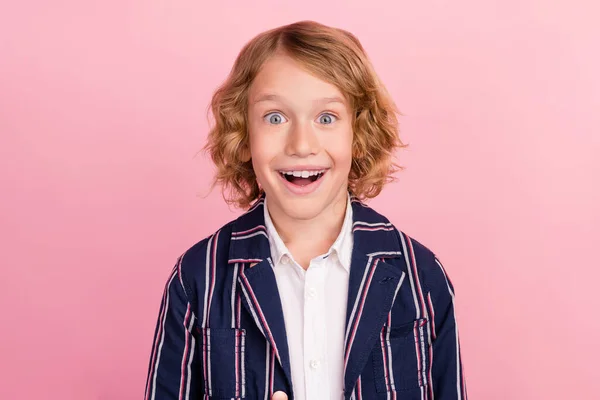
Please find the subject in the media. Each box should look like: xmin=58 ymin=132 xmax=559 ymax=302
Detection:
xmin=247 ymin=53 xmax=353 ymax=222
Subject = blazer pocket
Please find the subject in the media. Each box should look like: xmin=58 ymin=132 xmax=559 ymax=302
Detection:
xmin=372 ymin=318 xmax=430 ymax=393
xmin=201 ymin=328 xmax=246 ymax=399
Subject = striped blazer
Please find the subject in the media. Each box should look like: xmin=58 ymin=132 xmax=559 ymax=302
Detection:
xmin=144 ymin=195 xmax=467 ymax=400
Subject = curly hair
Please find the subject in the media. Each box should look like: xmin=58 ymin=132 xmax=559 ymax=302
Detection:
xmin=203 ymin=20 xmax=406 ymax=209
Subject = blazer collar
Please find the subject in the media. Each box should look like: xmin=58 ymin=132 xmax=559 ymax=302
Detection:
xmin=228 ymin=194 xmax=401 ymax=262
xmin=228 ymin=195 xmax=271 ymax=264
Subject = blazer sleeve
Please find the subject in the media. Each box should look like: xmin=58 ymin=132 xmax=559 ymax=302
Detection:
xmin=144 ymin=262 xmax=203 ymax=400
xmin=429 ymin=256 xmax=468 ymax=399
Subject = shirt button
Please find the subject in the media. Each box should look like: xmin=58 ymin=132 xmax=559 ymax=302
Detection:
xmin=310 ymin=359 xmax=320 ymax=370
xmin=307 ymin=287 xmax=317 ymax=298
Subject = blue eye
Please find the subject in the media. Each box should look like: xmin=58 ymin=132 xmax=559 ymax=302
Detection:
xmin=318 ymin=113 xmax=337 ymax=125
xmin=264 ymin=112 xmax=287 ymax=125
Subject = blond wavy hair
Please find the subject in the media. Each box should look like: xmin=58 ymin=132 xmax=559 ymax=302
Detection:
xmin=204 ymin=20 xmax=406 ymax=209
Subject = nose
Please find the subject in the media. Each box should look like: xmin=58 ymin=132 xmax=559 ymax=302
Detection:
xmin=285 ymin=121 xmax=320 ymax=157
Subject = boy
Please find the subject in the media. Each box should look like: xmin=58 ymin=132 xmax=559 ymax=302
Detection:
xmin=145 ymin=20 xmax=466 ymax=400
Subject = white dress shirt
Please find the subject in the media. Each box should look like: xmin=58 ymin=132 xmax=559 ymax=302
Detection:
xmin=263 ymin=196 xmax=353 ymax=400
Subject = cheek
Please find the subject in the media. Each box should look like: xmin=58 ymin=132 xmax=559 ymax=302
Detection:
xmin=249 ymin=136 xmax=276 ymax=165
xmin=249 ymin=152 xmax=270 ymax=190
xmin=325 ymin=129 xmax=354 ymax=168
xmin=248 ymin=124 xmax=279 ymax=185
xmin=247 ymin=122 xmax=268 ymax=162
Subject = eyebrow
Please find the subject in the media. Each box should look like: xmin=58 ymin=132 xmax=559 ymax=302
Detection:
xmin=252 ymin=93 xmax=346 ymax=106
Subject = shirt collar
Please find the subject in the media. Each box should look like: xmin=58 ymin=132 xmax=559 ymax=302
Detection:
xmin=263 ymin=194 xmax=354 ymax=272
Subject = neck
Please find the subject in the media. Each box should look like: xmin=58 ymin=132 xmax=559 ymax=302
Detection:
xmin=267 ymin=191 xmax=348 ymax=268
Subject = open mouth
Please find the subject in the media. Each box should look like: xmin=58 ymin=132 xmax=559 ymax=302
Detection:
xmin=278 ymin=170 xmax=326 ymax=187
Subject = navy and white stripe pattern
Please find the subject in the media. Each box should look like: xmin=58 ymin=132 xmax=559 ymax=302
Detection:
xmin=145 ymin=194 xmax=467 ymax=399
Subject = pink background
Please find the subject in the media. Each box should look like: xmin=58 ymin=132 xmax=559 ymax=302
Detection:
xmin=1 ymin=1 xmax=599 ymax=399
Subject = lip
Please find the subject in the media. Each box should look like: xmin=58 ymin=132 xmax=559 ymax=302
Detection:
xmin=276 ymin=168 xmax=328 ymax=196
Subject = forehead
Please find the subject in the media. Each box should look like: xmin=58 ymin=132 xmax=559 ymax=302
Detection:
xmin=248 ymin=54 xmax=348 ymax=107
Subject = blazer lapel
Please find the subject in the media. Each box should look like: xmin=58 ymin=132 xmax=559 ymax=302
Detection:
xmin=228 ymin=196 xmax=293 ymax=391
xmin=343 ymin=198 xmax=407 ymax=398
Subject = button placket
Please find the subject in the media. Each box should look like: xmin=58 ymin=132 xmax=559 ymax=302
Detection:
xmin=304 ymin=263 xmax=329 ymax=398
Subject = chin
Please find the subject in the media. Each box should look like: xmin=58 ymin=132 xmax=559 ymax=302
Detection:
xmin=272 ymin=186 xmax=347 ymax=221
xmin=278 ymin=200 xmax=327 ymax=220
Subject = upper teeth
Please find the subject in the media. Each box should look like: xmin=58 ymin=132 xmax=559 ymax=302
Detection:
xmin=281 ymin=170 xmax=325 ymax=178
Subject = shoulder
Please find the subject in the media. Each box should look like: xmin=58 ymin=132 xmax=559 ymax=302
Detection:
xmin=354 ymin=200 xmax=453 ymax=294
xmin=393 ymin=227 xmax=456 ymax=301
xmin=175 ymin=219 xmax=236 ymax=286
